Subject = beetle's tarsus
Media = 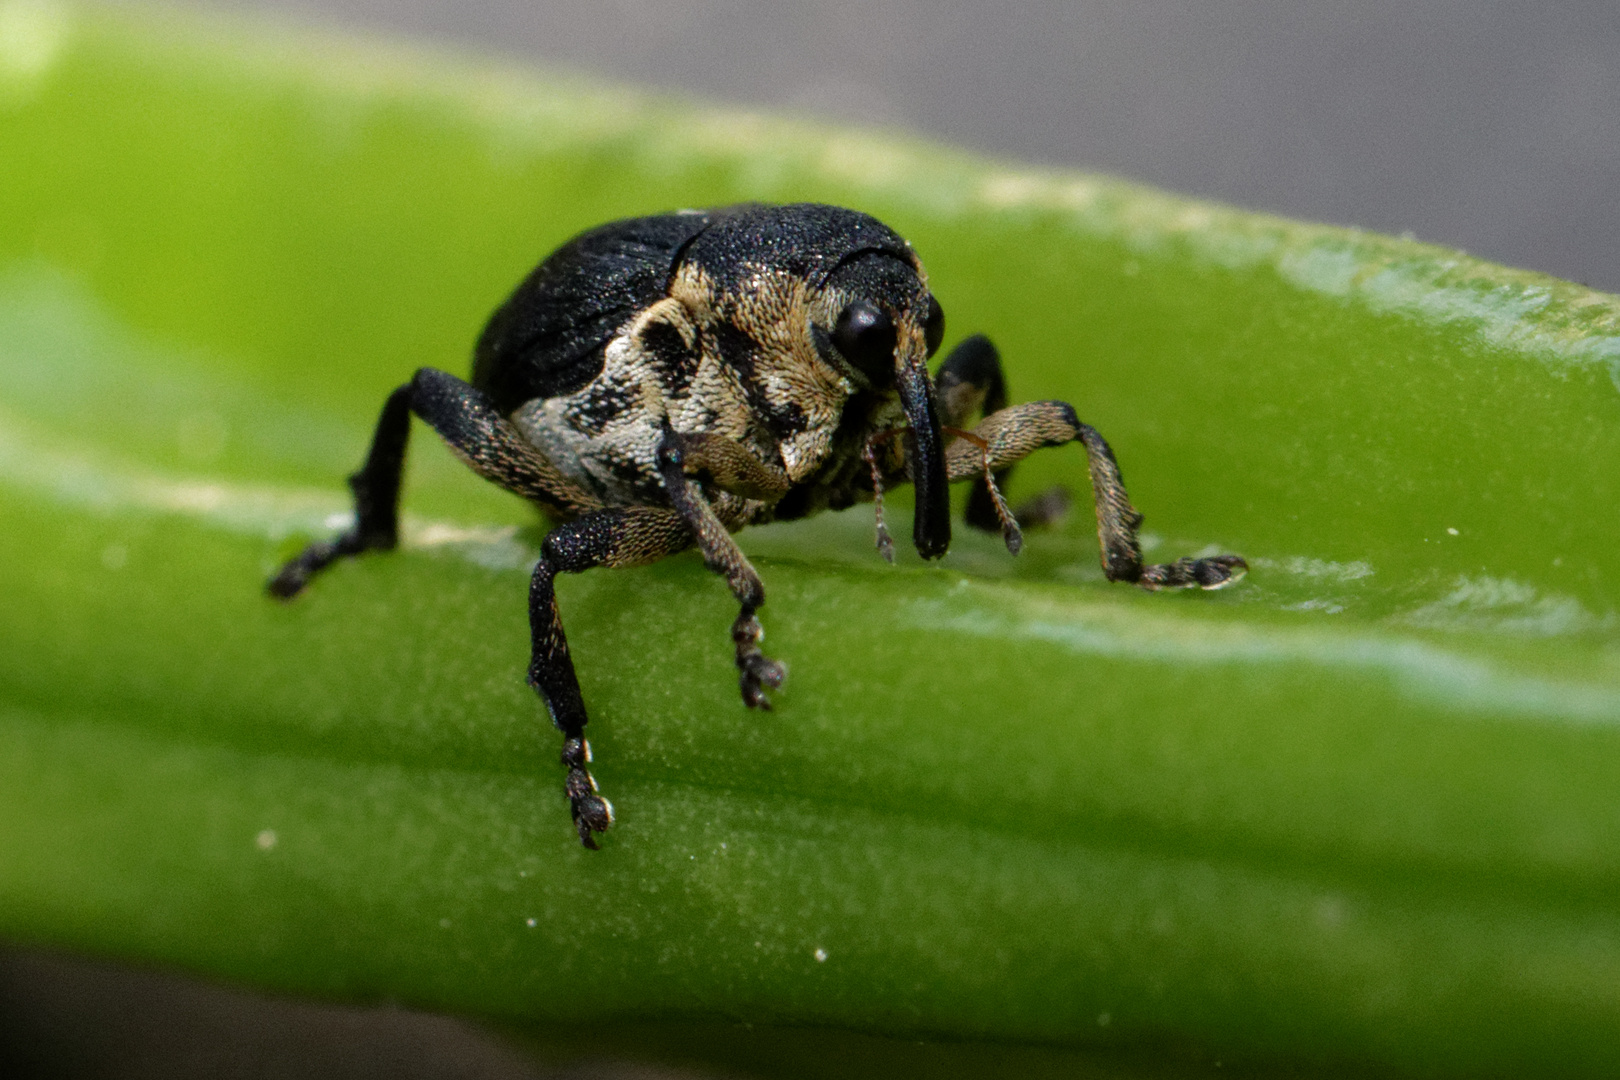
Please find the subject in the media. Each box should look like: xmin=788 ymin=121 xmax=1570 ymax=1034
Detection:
xmin=739 ymin=655 xmax=787 ymax=710
xmin=562 ymin=737 xmax=613 ymax=847
xmin=1138 ymin=554 xmax=1249 ymax=591
xmin=268 ymin=537 xmax=342 ymax=599
xmin=874 ymin=522 xmax=896 ymax=564
xmin=266 ymin=384 xmax=413 ymax=597
xmin=733 ymin=609 xmax=785 ymax=710
xmin=268 ymin=523 xmax=393 ymax=599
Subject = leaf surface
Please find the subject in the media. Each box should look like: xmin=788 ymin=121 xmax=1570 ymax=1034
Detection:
xmin=3 ymin=4 xmax=1620 ymax=1075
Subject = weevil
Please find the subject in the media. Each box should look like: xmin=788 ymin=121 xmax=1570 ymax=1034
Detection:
xmin=270 ymin=203 xmax=1246 ymax=849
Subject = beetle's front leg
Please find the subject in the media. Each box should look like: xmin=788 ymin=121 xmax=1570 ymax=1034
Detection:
xmin=946 ymin=401 xmax=1247 ymax=589
xmin=935 ymin=336 xmax=1073 ymax=538
xmin=531 ymin=507 xmax=692 ymax=847
xmin=655 ymin=429 xmax=786 ymax=709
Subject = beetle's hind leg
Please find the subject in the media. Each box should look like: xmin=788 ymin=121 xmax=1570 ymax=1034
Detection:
xmin=268 ymin=383 xmax=412 ymax=597
xmin=531 ymin=507 xmax=691 ymax=847
xmin=268 ymin=368 xmax=599 ymax=598
xmin=944 ymin=398 xmax=1246 ymax=589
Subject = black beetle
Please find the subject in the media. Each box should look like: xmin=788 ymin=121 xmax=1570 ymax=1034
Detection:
xmin=271 ymin=203 xmax=1245 ymax=848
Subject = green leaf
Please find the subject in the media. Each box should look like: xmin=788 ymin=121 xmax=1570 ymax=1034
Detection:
xmin=4 ymin=2 xmax=1620 ymax=1075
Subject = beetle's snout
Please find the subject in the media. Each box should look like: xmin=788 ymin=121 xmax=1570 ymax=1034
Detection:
xmin=895 ymin=350 xmax=951 ymax=560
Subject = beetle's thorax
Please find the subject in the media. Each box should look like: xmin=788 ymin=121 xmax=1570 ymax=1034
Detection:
xmin=510 ymin=261 xmax=891 ymax=508
xmin=666 ymin=263 xmax=861 ymax=481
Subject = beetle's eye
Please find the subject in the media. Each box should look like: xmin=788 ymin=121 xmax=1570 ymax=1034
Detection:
xmin=832 ymin=301 xmax=897 ymax=382
xmin=924 ymin=295 xmax=945 ymax=357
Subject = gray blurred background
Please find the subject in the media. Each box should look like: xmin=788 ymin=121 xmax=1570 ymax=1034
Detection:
xmin=204 ymin=0 xmax=1619 ymax=291
xmin=4 ymin=2 xmax=1617 ymax=1078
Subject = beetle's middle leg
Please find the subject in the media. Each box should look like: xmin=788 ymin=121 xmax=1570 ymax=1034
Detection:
xmin=655 ymin=428 xmax=787 ymax=710
xmin=945 ymin=400 xmax=1247 ymax=589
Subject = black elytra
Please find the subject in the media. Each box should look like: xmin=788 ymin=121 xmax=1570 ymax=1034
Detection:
xmin=269 ymin=202 xmax=1248 ymax=849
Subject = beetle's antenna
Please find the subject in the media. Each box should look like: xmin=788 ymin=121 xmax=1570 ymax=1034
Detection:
xmin=944 ymin=426 xmax=1023 ymax=554
xmin=863 ymin=431 xmax=896 ymax=563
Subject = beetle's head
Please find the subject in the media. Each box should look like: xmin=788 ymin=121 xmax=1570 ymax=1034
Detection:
xmin=815 ymin=250 xmax=950 ymax=560
xmin=678 ymin=204 xmax=952 ymax=558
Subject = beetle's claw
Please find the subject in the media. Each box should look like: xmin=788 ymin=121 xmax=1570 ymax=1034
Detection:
xmin=1199 ymin=554 xmax=1248 ymax=588
xmin=874 ymin=521 xmax=896 ymax=564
